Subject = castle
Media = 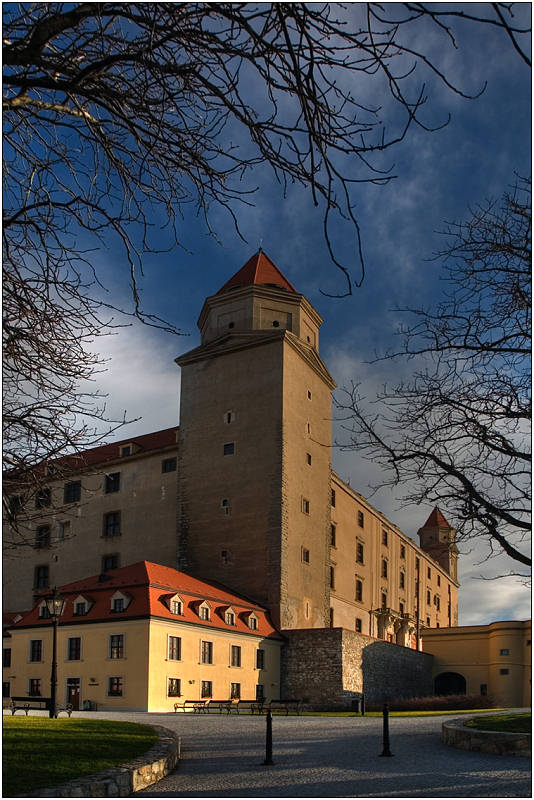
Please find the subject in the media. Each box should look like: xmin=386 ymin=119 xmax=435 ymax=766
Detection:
xmin=3 ymin=253 xmax=528 ymax=710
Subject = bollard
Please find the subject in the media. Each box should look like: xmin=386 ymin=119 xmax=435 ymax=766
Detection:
xmin=262 ymin=709 xmax=274 ymax=765
xmin=379 ymin=703 xmax=393 ymax=757
xmin=361 ymin=694 xmax=365 ymax=717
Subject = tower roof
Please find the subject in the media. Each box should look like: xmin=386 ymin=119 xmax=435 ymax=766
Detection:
xmin=216 ymin=251 xmax=297 ymax=295
xmin=422 ymin=507 xmax=452 ymax=528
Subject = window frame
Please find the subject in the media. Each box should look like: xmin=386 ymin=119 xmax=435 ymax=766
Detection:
xmin=67 ymin=637 xmax=81 ymax=661
xmin=162 ymin=457 xmax=177 ymax=473
xmin=63 ymin=481 xmax=81 ymax=504
xmin=109 ymin=634 xmax=125 ymax=659
xmin=200 ymin=640 xmax=213 ymax=665
xmin=108 ymin=676 xmax=123 ymax=697
xmin=230 ymin=645 xmax=241 ymax=668
xmin=104 ymin=472 xmax=121 ymax=494
xmin=29 ymin=639 xmax=43 ymax=663
xmin=103 ymin=511 xmax=121 ymax=538
xmin=167 ymin=677 xmax=181 ymax=697
xmin=168 ymin=635 xmax=182 ymax=661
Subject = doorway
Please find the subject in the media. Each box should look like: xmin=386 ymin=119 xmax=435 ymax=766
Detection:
xmin=66 ymin=678 xmax=81 ymax=710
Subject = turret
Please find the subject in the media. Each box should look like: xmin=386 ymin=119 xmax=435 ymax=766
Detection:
xmin=417 ymin=507 xmax=458 ymax=582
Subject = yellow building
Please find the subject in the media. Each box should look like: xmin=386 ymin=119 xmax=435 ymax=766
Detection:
xmin=422 ymin=620 xmax=531 ymax=707
xmin=3 ymin=561 xmax=282 ymax=712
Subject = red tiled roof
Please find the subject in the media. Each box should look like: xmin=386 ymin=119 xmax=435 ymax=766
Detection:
xmin=422 ymin=507 xmax=452 ymax=528
xmin=51 ymin=428 xmax=178 ymax=471
xmin=13 ymin=561 xmax=280 ymax=639
xmin=216 ymin=251 xmax=297 ymax=295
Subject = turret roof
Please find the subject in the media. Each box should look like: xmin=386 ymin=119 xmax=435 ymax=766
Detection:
xmin=216 ymin=251 xmax=296 ymax=294
xmin=422 ymin=507 xmax=452 ymax=528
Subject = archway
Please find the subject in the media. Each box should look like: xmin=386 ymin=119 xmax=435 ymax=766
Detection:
xmin=434 ymin=671 xmax=466 ymax=695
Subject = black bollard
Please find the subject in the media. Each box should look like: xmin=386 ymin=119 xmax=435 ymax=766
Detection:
xmin=262 ymin=709 xmax=274 ymax=765
xmin=361 ymin=694 xmax=365 ymax=717
xmin=379 ymin=703 xmax=393 ymax=757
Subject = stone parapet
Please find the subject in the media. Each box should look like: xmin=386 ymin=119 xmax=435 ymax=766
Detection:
xmin=22 ymin=725 xmax=180 ymax=797
xmin=442 ymin=717 xmax=531 ymax=757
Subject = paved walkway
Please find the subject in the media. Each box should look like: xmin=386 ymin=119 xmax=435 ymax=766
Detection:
xmin=69 ymin=710 xmax=531 ymax=797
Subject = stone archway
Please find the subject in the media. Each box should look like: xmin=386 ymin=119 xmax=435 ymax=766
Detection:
xmin=434 ymin=671 xmax=466 ymax=695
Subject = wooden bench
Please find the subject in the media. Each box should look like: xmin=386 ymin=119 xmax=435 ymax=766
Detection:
xmin=267 ymin=699 xmax=301 ymax=715
xmin=173 ymin=699 xmax=206 ymax=713
xmin=9 ymin=698 xmax=73 ymax=716
xmin=202 ymin=699 xmax=232 ymax=714
xmin=236 ymin=699 xmax=264 ymax=714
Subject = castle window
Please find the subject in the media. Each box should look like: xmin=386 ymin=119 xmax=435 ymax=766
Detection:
xmin=102 ymin=554 xmax=119 ymax=571
xmin=500 ymin=669 xmax=509 ymax=675
xmin=67 ymin=637 xmax=81 ymax=661
xmin=400 ymin=571 xmax=405 ymax=589
xmin=228 ymin=321 xmax=235 ymax=329
xmin=230 ymin=645 xmax=241 ymax=667
xmin=108 ymin=677 xmax=123 ymax=696
xmin=306 ymin=452 xmax=312 ymax=465
xmin=435 ymin=596 xmax=440 ymax=610
xmin=256 ymin=684 xmax=265 ymax=701
xmin=201 ymin=680 xmax=212 ymax=698
xmin=168 ymin=636 xmax=181 ymax=661
xmin=221 ymin=499 xmax=231 ymax=515
xmin=74 ymin=601 xmax=87 ymax=616
xmin=480 ymin=684 xmax=488 ymax=696
xmin=230 ymin=682 xmax=241 ymax=699
xmin=39 ymin=603 xmax=51 ymax=619
xmin=329 ymin=608 xmax=334 ymax=627
xmin=112 ymin=598 xmax=124 ymax=612
xmin=400 ymin=544 xmax=406 ymax=558
xmin=356 ymin=542 xmax=364 ymax=564
xmin=426 ymin=617 xmax=430 ymax=626
xmin=382 ymin=529 xmax=388 ymax=546
xmin=201 ymin=641 xmax=213 ymax=664
xmin=355 ymin=579 xmax=363 ymax=602
xmin=162 ymin=457 xmax=177 ymax=473
xmin=171 ymin=599 xmax=183 ymax=615
xmin=29 ymin=639 xmax=42 ymax=662
xmin=199 ymin=604 xmax=211 ymax=621
xmin=224 ymin=411 xmax=235 ymax=424
xmin=426 ymin=590 xmax=431 ymax=604
xmin=57 ymin=521 xmax=70 ymax=540
xmin=248 ymin=614 xmax=258 ymax=630
xmin=223 ymin=442 xmax=235 ymax=456
xmin=399 ymin=602 xmax=404 ymax=615
xmin=302 ymin=547 xmax=310 ymax=564
xmin=29 ymin=679 xmax=41 ymax=696
xmin=330 ymin=566 xmax=335 ymax=589
xmin=34 ymin=565 xmax=49 ymax=590
xmin=225 ymin=610 xmax=235 ymax=625
xmin=355 ymin=618 xmax=362 ymax=633
xmin=105 ymin=472 xmax=120 ymax=493
xmin=437 ymin=575 xmax=441 ymax=586
xmin=272 ymin=320 xmax=280 ymax=328
xmin=427 ymin=567 xmax=431 ymax=579
xmin=256 ymin=649 xmax=265 ymax=670
xmin=301 ymin=498 xmax=310 ymax=514
xmin=168 ymin=678 xmax=181 ymax=697
xmin=64 ymin=481 xmax=81 ymax=504
xmin=306 ymin=422 xmax=311 ymax=434
xmin=103 ymin=511 xmax=121 ymax=537
xmin=381 ymin=559 xmax=388 ymax=578
xmin=35 ymin=488 xmax=51 ymax=508
xmin=381 ymin=593 xmax=387 ymax=609
xmin=330 ymin=525 xmax=336 ymax=547
xmin=500 ymin=649 xmax=510 ymax=655
xmin=35 ymin=525 xmax=50 ymax=549
xmin=357 ymin=511 xmax=364 ymax=528
xmin=307 ymin=390 xmax=312 ymax=400
xmin=331 ymin=489 xmax=336 ymax=507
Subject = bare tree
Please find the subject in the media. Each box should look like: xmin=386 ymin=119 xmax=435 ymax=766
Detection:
xmin=3 ymin=3 xmax=530 ymax=533
xmin=336 ymin=177 xmax=531 ymax=570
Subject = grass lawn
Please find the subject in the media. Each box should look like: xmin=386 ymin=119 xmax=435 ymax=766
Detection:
xmin=464 ymin=712 xmax=531 ymax=734
xmin=2 ymin=717 xmax=158 ymax=796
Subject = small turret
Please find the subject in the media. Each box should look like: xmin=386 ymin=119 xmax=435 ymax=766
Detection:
xmin=417 ymin=507 xmax=458 ymax=581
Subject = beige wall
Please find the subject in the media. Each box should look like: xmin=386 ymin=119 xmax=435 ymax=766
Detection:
xmin=4 ymin=447 xmax=179 ymax=612
xmin=422 ymin=620 xmax=531 ymax=706
xmin=3 ymin=617 xmax=282 ymax=712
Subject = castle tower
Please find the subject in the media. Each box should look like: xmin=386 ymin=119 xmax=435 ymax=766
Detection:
xmin=176 ymin=252 xmax=336 ymax=629
xmin=417 ymin=507 xmax=459 ymax=582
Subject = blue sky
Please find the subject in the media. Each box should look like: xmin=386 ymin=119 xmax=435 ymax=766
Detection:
xmin=84 ymin=5 xmax=531 ymax=626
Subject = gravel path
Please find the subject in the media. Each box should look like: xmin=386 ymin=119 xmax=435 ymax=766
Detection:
xmin=65 ymin=709 xmax=531 ymax=797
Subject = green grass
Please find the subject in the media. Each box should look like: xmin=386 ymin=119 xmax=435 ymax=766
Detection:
xmin=2 ymin=717 xmax=158 ymax=796
xmin=464 ymin=712 xmax=531 ymax=734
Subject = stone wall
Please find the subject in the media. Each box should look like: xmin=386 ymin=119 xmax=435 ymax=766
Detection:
xmin=281 ymin=628 xmax=433 ymax=709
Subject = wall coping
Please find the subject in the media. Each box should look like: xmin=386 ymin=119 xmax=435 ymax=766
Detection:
xmin=21 ymin=724 xmax=180 ymax=797
xmin=442 ymin=716 xmax=531 ymax=757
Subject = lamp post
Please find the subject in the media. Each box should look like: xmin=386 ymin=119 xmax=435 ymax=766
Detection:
xmin=45 ymin=587 xmax=65 ymax=719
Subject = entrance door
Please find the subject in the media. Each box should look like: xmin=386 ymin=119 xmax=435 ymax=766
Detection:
xmin=66 ymin=678 xmax=80 ymax=710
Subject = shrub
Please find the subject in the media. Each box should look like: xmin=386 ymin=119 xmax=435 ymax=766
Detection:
xmin=366 ymin=693 xmax=495 ymax=711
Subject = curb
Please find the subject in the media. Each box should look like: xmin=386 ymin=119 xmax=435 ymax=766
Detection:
xmin=22 ymin=725 xmax=180 ymax=797
xmin=442 ymin=716 xmax=531 ymax=757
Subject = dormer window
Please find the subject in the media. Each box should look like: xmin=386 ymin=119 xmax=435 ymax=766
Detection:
xmin=247 ymin=613 xmax=259 ymax=630
xmin=119 ymin=443 xmax=138 ymax=458
xmin=110 ymin=591 xmax=130 ymax=613
xmin=113 ymin=598 xmax=124 ymax=612
xmin=38 ymin=602 xmax=51 ymax=619
xmin=74 ymin=602 xmax=87 ymax=616
xmin=168 ymin=594 xmax=184 ymax=615
xmin=225 ymin=608 xmax=236 ymax=626
xmin=199 ymin=602 xmax=211 ymax=621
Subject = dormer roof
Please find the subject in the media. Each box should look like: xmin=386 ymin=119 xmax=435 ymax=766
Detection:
xmin=216 ymin=251 xmax=296 ymax=295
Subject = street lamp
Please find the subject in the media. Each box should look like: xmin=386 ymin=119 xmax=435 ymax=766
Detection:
xmin=45 ymin=587 xmax=65 ymax=719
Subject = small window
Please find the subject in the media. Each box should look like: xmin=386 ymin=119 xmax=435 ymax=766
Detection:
xmin=112 ymin=598 xmax=125 ymax=613
xmin=3 ymin=681 xmax=10 ymax=698
xmin=306 ymin=452 xmax=312 ymax=465
xmin=225 ymin=610 xmax=235 ymax=625
xmin=500 ymin=649 xmax=510 ymax=656
xmin=64 ymin=481 xmax=81 ymax=504
xmin=329 ymin=608 xmax=334 ymax=627
xmin=357 ymin=510 xmax=364 ymax=528
xmin=302 ymin=547 xmax=310 ymax=564
xmin=120 ymin=445 xmax=131 ymax=458
xmin=102 ymin=554 xmax=119 ymax=572
xmin=35 ymin=525 xmax=50 ymax=549
xmin=272 ymin=320 xmax=280 ymax=328
xmin=230 ymin=645 xmax=241 ymax=667
xmin=435 ymin=596 xmax=440 ymax=611
xmin=355 ymin=618 xmax=362 ymax=633
xmin=57 ymin=521 xmax=70 ymax=540
xmin=7 ymin=494 xmax=23 ymax=519
xmin=356 ymin=542 xmax=364 ymax=564
xmin=400 ymin=544 xmax=406 ymax=559
xmin=500 ymin=668 xmax=509 ymax=675
xmin=104 ymin=472 xmax=120 ymax=493
xmin=34 ymin=565 xmax=49 ymax=590
xmin=437 ymin=575 xmax=441 ymax=586
xmin=381 ymin=593 xmax=387 ymax=609
xmin=108 ymin=677 xmax=123 ymax=696
xmin=39 ymin=603 xmax=51 ymax=619
xmin=331 ymin=489 xmax=336 ymax=507
xmin=35 ymin=488 xmax=51 ymax=508
xmin=330 ymin=525 xmax=336 ymax=547
xmin=248 ymin=615 xmax=258 ymax=630
xmin=199 ymin=604 xmax=211 ymax=621
xmin=223 ymin=442 xmax=235 ymax=456
xmin=171 ymin=599 xmax=183 ymax=615
xmin=29 ymin=679 xmax=41 ymax=696
xmin=201 ymin=680 xmax=212 ymax=698
xmin=3 ymin=648 xmax=11 ymax=668
xmin=74 ymin=602 xmax=87 ymax=616
xmin=162 ymin=457 xmax=177 ymax=473
xmin=201 ymin=641 xmax=213 ymax=664
xmin=382 ymin=529 xmax=388 ymax=546
xmin=230 ymin=682 xmax=241 ymax=699
xmin=168 ymin=678 xmax=181 ymax=697
xmin=228 ymin=321 xmax=235 ymax=329
xmin=224 ymin=411 xmax=235 ymax=424
xmin=400 ymin=571 xmax=405 ymax=589
xmin=381 ymin=559 xmax=388 ymax=578
xmin=426 ymin=590 xmax=431 ymax=604
xmin=427 ymin=567 xmax=431 ymax=579
xmin=355 ymin=579 xmax=363 ymax=602
xmin=168 ymin=636 xmax=181 ymax=661
xmin=306 ymin=422 xmax=311 ymax=434
xmin=256 ymin=684 xmax=265 ymax=701
xmin=329 ymin=565 xmax=335 ymax=589
xmin=221 ymin=499 xmax=231 ymax=516
xmin=103 ymin=511 xmax=121 ymax=538
xmin=480 ymin=683 xmax=488 ymax=696
xmin=256 ymin=649 xmax=265 ymax=670
xmin=29 ymin=640 xmax=42 ymax=662
xmin=399 ymin=602 xmax=404 ymax=615
xmin=67 ymin=637 xmax=81 ymax=661
xmin=307 ymin=390 xmax=312 ymax=400
xmin=302 ymin=498 xmax=310 ymax=514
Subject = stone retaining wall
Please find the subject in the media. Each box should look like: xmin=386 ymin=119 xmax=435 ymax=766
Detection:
xmin=282 ymin=628 xmax=433 ymax=708
xmin=442 ymin=718 xmax=531 ymax=757
xmin=24 ymin=725 xmax=180 ymax=797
